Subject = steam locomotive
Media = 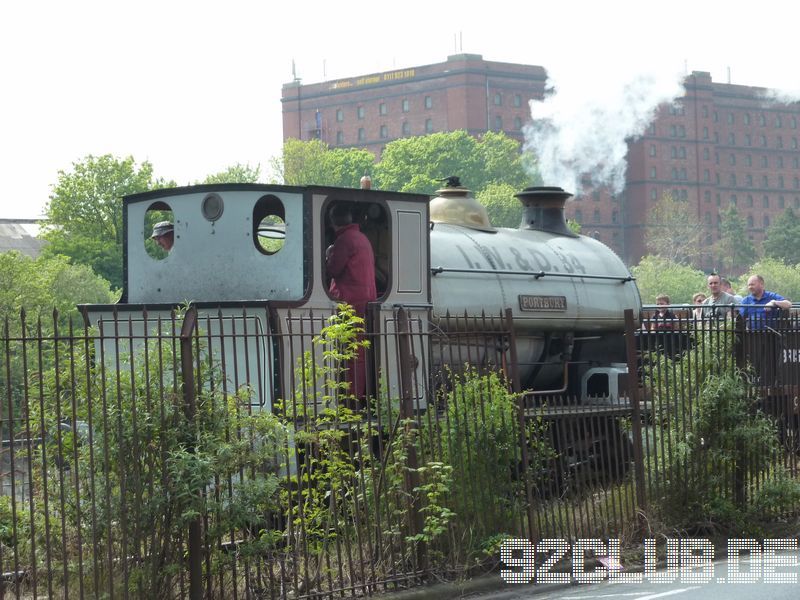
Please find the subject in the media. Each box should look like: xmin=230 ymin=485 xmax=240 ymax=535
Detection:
xmin=81 ymin=179 xmax=641 ymax=483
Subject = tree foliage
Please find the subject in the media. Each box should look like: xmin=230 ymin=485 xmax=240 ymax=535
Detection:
xmin=374 ymin=130 xmax=531 ymax=194
xmin=0 ymin=251 xmax=116 ymax=323
xmin=631 ymin=255 xmax=707 ymax=306
xmin=763 ymin=208 xmax=800 ymax=264
xmin=476 ymin=182 xmax=522 ymax=228
xmin=273 ymin=139 xmax=375 ymax=187
xmin=644 ymin=192 xmax=705 ymax=265
xmin=41 ymin=155 xmax=174 ymax=290
xmin=201 ymin=163 xmax=261 ymax=184
xmin=715 ymin=205 xmax=757 ymax=276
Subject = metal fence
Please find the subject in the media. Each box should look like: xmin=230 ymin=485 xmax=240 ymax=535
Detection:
xmin=1 ymin=305 xmax=800 ymax=598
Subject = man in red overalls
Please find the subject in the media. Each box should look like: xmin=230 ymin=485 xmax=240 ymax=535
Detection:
xmin=325 ymin=203 xmax=377 ymax=399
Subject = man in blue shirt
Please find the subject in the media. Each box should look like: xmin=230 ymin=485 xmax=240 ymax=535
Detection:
xmin=740 ymin=274 xmax=791 ymax=329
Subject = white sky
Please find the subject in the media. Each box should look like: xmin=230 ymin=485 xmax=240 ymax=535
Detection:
xmin=1 ymin=0 xmax=798 ymax=219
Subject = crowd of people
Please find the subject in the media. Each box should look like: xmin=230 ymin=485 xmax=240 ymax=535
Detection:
xmin=647 ymin=273 xmax=793 ymax=331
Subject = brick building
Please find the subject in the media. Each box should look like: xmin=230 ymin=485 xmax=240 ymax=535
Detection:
xmin=281 ymin=58 xmax=800 ymax=267
xmin=281 ymin=53 xmax=546 ymax=154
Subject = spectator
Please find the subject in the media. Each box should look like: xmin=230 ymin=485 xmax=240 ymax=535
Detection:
xmin=692 ymin=292 xmax=707 ymax=320
xmin=721 ymin=277 xmax=744 ymax=304
xmin=701 ymin=274 xmax=736 ymax=321
xmin=649 ymin=294 xmax=676 ymax=330
xmin=740 ymin=274 xmax=791 ymax=329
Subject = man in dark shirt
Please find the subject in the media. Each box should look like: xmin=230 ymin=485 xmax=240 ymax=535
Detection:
xmin=325 ymin=203 xmax=377 ymax=400
xmin=326 ymin=204 xmax=377 ymax=318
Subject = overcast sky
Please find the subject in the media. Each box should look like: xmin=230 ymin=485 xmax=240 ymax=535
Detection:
xmin=1 ymin=0 xmax=798 ymax=219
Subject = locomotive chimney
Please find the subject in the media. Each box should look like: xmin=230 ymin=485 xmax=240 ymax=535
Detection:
xmin=515 ymin=186 xmax=577 ymax=237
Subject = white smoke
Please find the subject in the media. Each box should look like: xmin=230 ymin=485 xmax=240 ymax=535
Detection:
xmin=522 ymin=68 xmax=686 ymax=195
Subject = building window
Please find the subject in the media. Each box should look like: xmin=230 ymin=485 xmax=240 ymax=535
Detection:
xmin=762 ymin=175 xmax=769 ymax=187
xmin=513 ymin=94 xmax=522 ymax=107
xmin=716 ymin=193 xmax=721 ymax=206
xmin=671 ymin=146 xmax=677 ymax=159
xmin=747 ymin=214 xmax=754 ymax=227
xmin=795 ymin=177 xmax=800 ymax=189
xmin=759 ymin=114 xmax=766 ymax=126
xmin=703 ymin=169 xmax=710 ymax=182
xmin=763 ymin=195 xmax=770 ymax=208
xmin=764 ymin=215 xmax=770 ymax=227
xmin=795 ymin=157 xmax=800 ymax=169
xmin=493 ymin=93 xmax=502 ymax=106
xmin=650 ymin=188 xmax=658 ymax=200
xmin=648 ymin=123 xmax=656 ymax=135
xmin=704 ymin=190 xmax=711 ymax=202
xmin=379 ymin=124 xmax=388 ymax=138
xmin=745 ymin=155 xmax=752 ymax=166
xmin=728 ymin=133 xmax=736 ymax=145
xmin=703 ymin=127 xmax=709 ymax=140
xmin=729 ymin=153 xmax=736 ymax=166
xmin=336 ymin=109 xmax=343 ymax=122
xmin=760 ymin=135 xmax=767 ymax=147
xmin=703 ymin=147 xmax=710 ymax=160
xmin=593 ymin=209 xmax=600 ymax=222
xmin=574 ymin=209 xmax=583 ymax=222
xmin=793 ymin=137 xmax=798 ymax=149
xmin=777 ymin=136 xmax=784 ymax=148
xmin=791 ymin=117 xmax=798 ymax=129
xmin=514 ymin=116 xmax=522 ymax=130
xmin=729 ymin=174 xmax=737 ymax=187
xmin=379 ymin=103 xmax=387 ymax=116
xmin=680 ymin=168 xmax=687 ymax=180
xmin=746 ymin=174 xmax=753 ymax=187
xmin=357 ymin=106 xmax=365 ymax=119
xmin=779 ymin=175 xmax=785 ymax=188
xmin=650 ymin=167 xmax=657 ymax=179
xmin=402 ymin=121 xmax=410 ymax=136
xmin=425 ymin=118 xmax=433 ymax=133
xmin=402 ymin=99 xmax=409 ymax=112
xmin=358 ymin=127 xmax=365 ymax=141
xmin=713 ymin=111 xmax=719 ymax=122
xmin=678 ymin=125 xmax=686 ymax=137
xmin=728 ymin=113 xmax=735 ymax=124
xmin=747 ymin=195 xmax=753 ymax=207
xmin=716 ymin=173 xmax=721 ymax=185
xmin=762 ymin=156 xmax=769 ymax=168
xmin=494 ymin=115 xmax=503 ymax=130
xmin=744 ymin=113 xmax=751 ymax=125
xmin=778 ymin=156 xmax=784 ymax=168
xmin=679 ymin=147 xmax=686 ymax=158
xmin=779 ymin=195 xmax=786 ymax=208
xmin=705 ymin=212 xmax=712 ymax=224
xmin=776 ymin=116 xmax=783 ymax=128
xmin=336 ymin=131 xmax=343 ymax=144
xmin=424 ymin=96 xmax=432 ymax=109
xmin=702 ymin=106 xmax=709 ymax=118
xmin=745 ymin=134 xmax=752 ymax=146
xmin=730 ymin=194 xmax=737 ymax=206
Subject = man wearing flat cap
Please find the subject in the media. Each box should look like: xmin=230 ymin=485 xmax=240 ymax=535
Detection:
xmin=151 ymin=221 xmax=174 ymax=251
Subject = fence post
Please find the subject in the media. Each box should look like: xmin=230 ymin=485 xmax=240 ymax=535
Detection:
xmin=179 ymin=306 xmax=203 ymax=600
xmin=504 ymin=308 xmax=538 ymax=542
xmin=623 ymin=309 xmax=648 ymax=518
xmin=396 ymin=307 xmax=427 ymax=573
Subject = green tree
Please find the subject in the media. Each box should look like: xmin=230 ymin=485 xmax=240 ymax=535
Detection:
xmin=272 ymin=139 xmax=374 ymax=187
xmin=201 ymin=163 xmax=261 ymax=184
xmin=0 ymin=251 xmax=116 ymax=322
xmin=41 ymin=155 xmax=174 ymax=289
xmin=476 ymin=182 xmax=522 ymax=228
xmin=644 ymin=192 xmax=705 ymax=265
xmin=631 ymin=255 xmax=707 ymax=306
xmin=374 ymin=130 xmax=531 ymax=194
xmin=763 ymin=208 xmax=800 ymax=264
xmin=715 ymin=205 xmax=757 ymax=275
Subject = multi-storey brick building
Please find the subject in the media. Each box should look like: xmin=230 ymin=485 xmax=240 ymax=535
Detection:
xmin=281 ymin=58 xmax=800 ymax=267
xmin=281 ymin=53 xmax=546 ymax=154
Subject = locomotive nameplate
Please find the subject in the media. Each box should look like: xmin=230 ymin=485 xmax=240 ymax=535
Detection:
xmin=518 ymin=295 xmax=567 ymax=312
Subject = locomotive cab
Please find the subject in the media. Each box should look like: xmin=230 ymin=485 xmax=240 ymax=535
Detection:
xmin=81 ymin=184 xmax=432 ymax=413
